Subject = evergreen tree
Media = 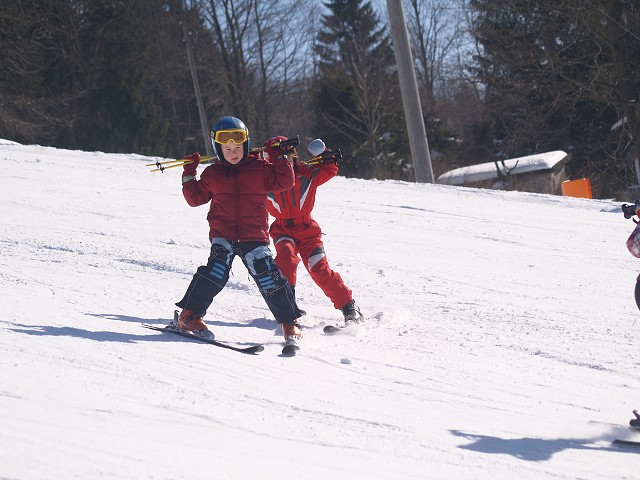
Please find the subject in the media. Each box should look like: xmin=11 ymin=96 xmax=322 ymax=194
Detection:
xmin=312 ymin=0 xmax=408 ymax=179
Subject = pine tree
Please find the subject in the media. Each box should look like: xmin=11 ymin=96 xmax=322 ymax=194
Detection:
xmin=312 ymin=0 xmax=408 ymax=179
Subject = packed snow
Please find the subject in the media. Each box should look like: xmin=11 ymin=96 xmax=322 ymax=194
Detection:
xmin=1 ymin=140 xmax=640 ymax=479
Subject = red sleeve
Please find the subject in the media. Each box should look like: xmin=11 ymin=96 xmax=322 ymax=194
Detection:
xmin=296 ymin=162 xmax=338 ymax=184
xmin=181 ymin=167 xmax=213 ymax=207
xmin=295 ymin=163 xmax=314 ymax=177
xmin=314 ymin=162 xmax=339 ymax=186
xmin=263 ymin=156 xmax=295 ymax=193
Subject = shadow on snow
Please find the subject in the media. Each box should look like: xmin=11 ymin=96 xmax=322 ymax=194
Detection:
xmin=8 ymin=312 xmax=276 ymax=345
xmin=450 ymin=430 xmax=637 ymax=460
xmin=86 ymin=312 xmax=277 ymax=330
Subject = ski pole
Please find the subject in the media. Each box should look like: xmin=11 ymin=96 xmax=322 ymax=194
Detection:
xmin=147 ymin=136 xmax=300 ymax=172
xmin=146 ymin=156 xmax=218 ymax=172
xmin=298 ymin=149 xmax=343 ymax=167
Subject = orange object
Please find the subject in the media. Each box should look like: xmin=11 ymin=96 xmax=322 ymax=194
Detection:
xmin=177 ymin=309 xmax=208 ymax=332
xmin=561 ymin=178 xmax=592 ymax=199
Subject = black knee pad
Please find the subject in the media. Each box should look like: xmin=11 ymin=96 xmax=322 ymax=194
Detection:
xmin=201 ymin=239 xmax=233 ymax=284
xmin=245 ymin=245 xmax=286 ymax=293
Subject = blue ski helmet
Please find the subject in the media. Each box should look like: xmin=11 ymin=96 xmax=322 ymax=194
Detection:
xmin=211 ymin=116 xmax=250 ymax=163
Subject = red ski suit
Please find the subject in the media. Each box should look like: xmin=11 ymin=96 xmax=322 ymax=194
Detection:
xmin=266 ymin=161 xmax=352 ymax=309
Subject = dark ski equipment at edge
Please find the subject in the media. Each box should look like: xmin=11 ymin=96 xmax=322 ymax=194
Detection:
xmin=281 ymin=344 xmax=300 ymax=356
xmin=612 ymin=439 xmax=640 ymax=448
xmin=323 ymin=322 xmax=364 ymax=334
xmin=142 ymin=324 xmax=264 ymax=354
xmin=587 ymin=420 xmax=640 ymax=449
xmin=323 ymin=324 xmax=344 ymax=334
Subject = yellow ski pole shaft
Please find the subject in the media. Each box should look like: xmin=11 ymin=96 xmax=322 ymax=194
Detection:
xmin=145 ymin=159 xmax=187 ymax=167
xmin=149 ymin=163 xmax=189 ymax=173
xmin=147 ymin=136 xmax=300 ymax=172
xmin=298 ymin=157 xmax=322 ymax=167
xmin=146 ymin=155 xmax=218 ymax=172
xmin=298 ymin=148 xmax=342 ymax=167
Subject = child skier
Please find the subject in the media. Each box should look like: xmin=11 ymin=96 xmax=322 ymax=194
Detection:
xmin=174 ymin=116 xmax=304 ymax=345
xmin=266 ymin=138 xmax=364 ymax=326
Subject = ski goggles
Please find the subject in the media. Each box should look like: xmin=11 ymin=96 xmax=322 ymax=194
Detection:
xmin=212 ymin=129 xmax=248 ymax=144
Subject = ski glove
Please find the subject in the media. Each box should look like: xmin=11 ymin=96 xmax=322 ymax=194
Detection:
xmin=182 ymin=152 xmax=200 ymax=183
xmin=264 ymin=136 xmax=295 ymax=162
xmin=184 ymin=152 xmax=200 ymax=170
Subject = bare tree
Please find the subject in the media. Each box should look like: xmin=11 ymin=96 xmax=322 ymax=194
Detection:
xmin=197 ymin=0 xmax=316 ymax=141
xmin=467 ymin=0 xmax=640 ymax=197
xmin=401 ymin=0 xmax=482 ymax=176
xmin=405 ymin=0 xmax=465 ymax=111
xmin=312 ymin=0 xmax=405 ymax=179
xmin=0 ymin=1 xmax=82 ymax=144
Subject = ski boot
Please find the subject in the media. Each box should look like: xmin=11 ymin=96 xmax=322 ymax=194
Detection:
xmin=281 ymin=321 xmax=302 ymax=356
xmin=340 ymin=300 xmax=364 ymax=326
xmin=174 ymin=309 xmax=214 ymax=341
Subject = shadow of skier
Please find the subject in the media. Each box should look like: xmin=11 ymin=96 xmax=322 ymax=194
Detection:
xmin=450 ymin=429 xmax=637 ymax=460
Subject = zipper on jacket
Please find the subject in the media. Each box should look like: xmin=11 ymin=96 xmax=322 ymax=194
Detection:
xmin=234 ymin=169 xmax=240 ymax=241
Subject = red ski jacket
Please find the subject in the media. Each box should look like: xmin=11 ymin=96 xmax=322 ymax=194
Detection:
xmin=182 ymin=153 xmax=294 ymax=242
xmin=266 ymin=162 xmax=339 ymax=225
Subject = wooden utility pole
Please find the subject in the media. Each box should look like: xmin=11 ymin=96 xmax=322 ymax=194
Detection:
xmin=182 ymin=21 xmax=213 ymax=156
xmin=386 ymin=0 xmax=434 ymax=183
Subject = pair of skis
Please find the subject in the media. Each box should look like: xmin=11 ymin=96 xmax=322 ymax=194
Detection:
xmin=142 ymin=310 xmax=265 ymax=354
xmin=142 ymin=323 xmax=265 ymax=354
xmin=142 ymin=315 xmax=354 ymax=356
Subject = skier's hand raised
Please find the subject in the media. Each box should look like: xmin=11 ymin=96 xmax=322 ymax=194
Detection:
xmin=181 ymin=152 xmax=200 ymax=184
xmin=264 ymin=136 xmax=295 ymax=162
xmin=183 ymin=152 xmax=200 ymax=171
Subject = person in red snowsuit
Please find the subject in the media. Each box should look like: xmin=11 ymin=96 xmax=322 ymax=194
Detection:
xmin=266 ymin=138 xmax=363 ymax=325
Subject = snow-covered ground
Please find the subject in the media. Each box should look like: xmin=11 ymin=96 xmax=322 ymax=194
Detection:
xmin=1 ymin=140 xmax=640 ymax=479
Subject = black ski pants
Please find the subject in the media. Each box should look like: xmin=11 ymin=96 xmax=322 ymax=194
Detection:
xmin=176 ymin=238 xmax=301 ymax=324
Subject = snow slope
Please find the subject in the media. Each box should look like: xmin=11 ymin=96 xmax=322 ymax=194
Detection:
xmin=1 ymin=141 xmax=640 ymax=479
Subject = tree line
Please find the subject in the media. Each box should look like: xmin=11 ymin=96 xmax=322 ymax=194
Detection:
xmin=0 ymin=0 xmax=638 ymax=198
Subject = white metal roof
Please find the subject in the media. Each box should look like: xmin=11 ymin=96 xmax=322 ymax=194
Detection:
xmin=437 ymin=151 xmax=568 ymax=186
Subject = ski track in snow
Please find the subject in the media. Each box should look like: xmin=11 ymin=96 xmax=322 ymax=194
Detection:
xmin=1 ymin=142 xmax=640 ymax=479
